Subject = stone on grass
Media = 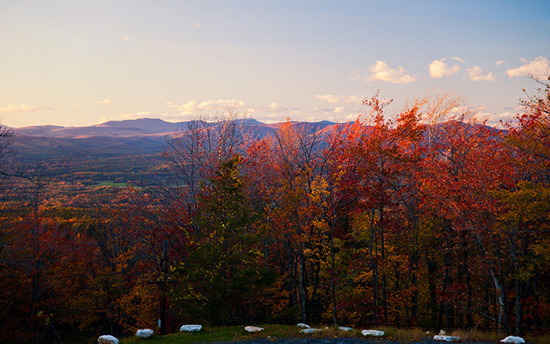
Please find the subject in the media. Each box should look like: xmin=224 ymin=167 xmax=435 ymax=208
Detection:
xmin=297 ymin=323 xmax=310 ymax=328
xmin=300 ymin=328 xmax=322 ymax=334
xmin=135 ymin=329 xmax=154 ymax=338
xmin=98 ymin=335 xmax=119 ymax=344
xmin=338 ymin=327 xmax=353 ymax=331
xmin=434 ymin=335 xmax=461 ymax=342
xmin=245 ymin=326 xmax=264 ymax=333
xmin=180 ymin=324 xmax=202 ymax=332
xmin=501 ymin=336 xmax=525 ymax=343
xmin=362 ymin=330 xmax=385 ymax=337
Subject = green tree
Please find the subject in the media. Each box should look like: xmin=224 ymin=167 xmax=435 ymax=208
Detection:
xmin=174 ymin=155 xmax=267 ymax=324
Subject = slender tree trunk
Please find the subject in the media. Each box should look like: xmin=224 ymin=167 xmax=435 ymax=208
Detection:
xmin=369 ymin=209 xmax=379 ymax=325
xmin=330 ymin=221 xmax=337 ymax=325
xmin=298 ymin=257 xmax=307 ymax=323
xmin=515 ymin=279 xmax=522 ymax=336
xmin=491 ymin=270 xmax=508 ymax=334
xmin=379 ymin=207 xmax=388 ymax=323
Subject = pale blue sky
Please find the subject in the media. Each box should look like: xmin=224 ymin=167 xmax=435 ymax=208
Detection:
xmin=1 ymin=0 xmax=549 ymax=127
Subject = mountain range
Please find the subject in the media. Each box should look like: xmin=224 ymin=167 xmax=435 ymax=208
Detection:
xmin=13 ymin=118 xmax=337 ymax=139
xmin=10 ymin=118 xmax=340 ymax=161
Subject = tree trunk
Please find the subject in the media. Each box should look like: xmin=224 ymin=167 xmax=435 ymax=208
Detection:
xmin=515 ymin=278 xmax=523 ymax=336
xmin=491 ymin=270 xmax=508 ymax=334
xmin=298 ymin=258 xmax=307 ymax=323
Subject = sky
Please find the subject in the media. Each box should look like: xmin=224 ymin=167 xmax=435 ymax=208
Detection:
xmin=1 ymin=0 xmax=549 ymax=128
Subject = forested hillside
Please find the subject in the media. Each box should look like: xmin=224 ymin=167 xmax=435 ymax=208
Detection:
xmin=1 ymin=85 xmax=549 ymax=343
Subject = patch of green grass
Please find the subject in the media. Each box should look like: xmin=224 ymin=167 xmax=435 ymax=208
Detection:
xmin=95 ymin=180 xmax=127 ymax=187
xmin=376 ymin=327 xmax=426 ymax=342
xmin=446 ymin=328 xmax=500 ymax=342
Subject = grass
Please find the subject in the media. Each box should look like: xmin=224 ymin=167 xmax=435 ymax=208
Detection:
xmin=120 ymin=324 xmax=550 ymax=344
xmin=95 ymin=180 xmax=127 ymax=187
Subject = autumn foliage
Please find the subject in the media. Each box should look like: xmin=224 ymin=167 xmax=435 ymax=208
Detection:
xmin=2 ymin=82 xmax=550 ymax=342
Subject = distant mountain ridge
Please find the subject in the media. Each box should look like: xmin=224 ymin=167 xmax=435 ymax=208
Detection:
xmin=9 ymin=118 xmax=341 ymax=162
xmin=8 ymin=118 xmax=501 ymax=164
xmin=14 ymin=118 xmax=193 ymax=138
xmin=13 ymin=118 xmax=335 ymax=138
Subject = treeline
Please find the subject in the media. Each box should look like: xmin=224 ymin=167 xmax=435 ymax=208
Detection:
xmin=1 ymin=85 xmax=550 ymax=343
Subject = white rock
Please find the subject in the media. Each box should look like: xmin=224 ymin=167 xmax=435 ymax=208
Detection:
xmin=297 ymin=323 xmax=310 ymax=328
xmin=439 ymin=330 xmax=446 ymax=335
xmin=434 ymin=335 xmax=461 ymax=342
xmin=98 ymin=335 xmax=119 ymax=344
xmin=339 ymin=327 xmax=353 ymax=331
xmin=300 ymin=328 xmax=322 ymax=334
xmin=501 ymin=336 xmax=525 ymax=343
xmin=362 ymin=330 xmax=385 ymax=337
xmin=245 ymin=326 xmax=264 ymax=333
xmin=180 ymin=324 xmax=202 ymax=332
xmin=135 ymin=329 xmax=154 ymax=338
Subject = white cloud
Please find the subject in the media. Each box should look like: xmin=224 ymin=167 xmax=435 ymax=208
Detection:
xmin=194 ymin=23 xmax=201 ymax=28
xmin=167 ymin=99 xmax=247 ymax=113
xmin=365 ymin=61 xmax=417 ymax=84
xmin=473 ymin=111 xmax=515 ymax=127
xmin=334 ymin=107 xmax=346 ymax=114
xmin=452 ymin=57 xmax=466 ymax=63
xmin=0 ymin=104 xmax=52 ymax=113
xmin=315 ymin=95 xmax=340 ymax=103
xmin=265 ymin=102 xmax=293 ymax=113
xmin=467 ymin=66 xmax=496 ymax=81
xmin=341 ymin=95 xmax=362 ymax=103
xmin=252 ymin=102 xmax=293 ymax=114
xmin=316 ymin=95 xmax=364 ymax=105
xmin=506 ymin=57 xmax=550 ymax=79
xmin=97 ymin=99 xmax=114 ymax=105
xmin=99 ymin=111 xmax=154 ymax=122
xmin=122 ymin=36 xmax=129 ymax=41
xmin=496 ymin=60 xmax=505 ymax=66
xmin=429 ymin=58 xmax=461 ymax=78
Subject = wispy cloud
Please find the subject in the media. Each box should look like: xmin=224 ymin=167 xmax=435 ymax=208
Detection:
xmin=365 ymin=61 xmax=417 ymax=84
xmin=506 ymin=57 xmax=550 ymax=79
xmin=496 ymin=60 xmax=505 ymax=66
xmin=467 ymin=66 xmax=496 ymax=81
xmin=0 ymin=104 xmax=52 ymax=113
xmin=473 ymin=110 xmax=515 ymax=127
xmin=122 ymin=36 xmax=129 ymax=41
xmin=315 ymin=95 xmax=339 ymax=103
xmin=99 ymin=111 xmax=154 ymax=123
xmin=315 ymin=94 xmax=363 ymax=104
xmin=167 ymin=99 xmax=247 ymax=113
xmin=265 ymin=102 xmax=292 ymax=113
xmin=97 ymin=99 xmax=114 ymax=105
xmin=429 ymin=58 xmax=461 ymax=78
xmin=194 ymin=23 xmax=201 ymax=28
